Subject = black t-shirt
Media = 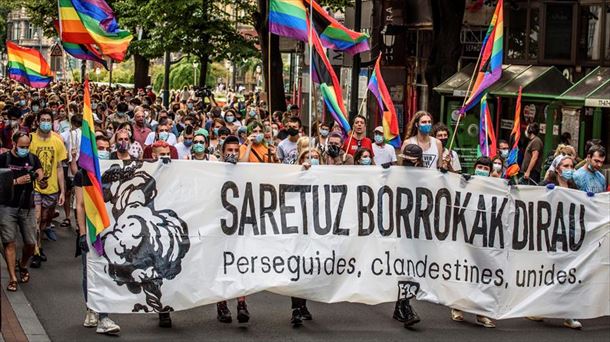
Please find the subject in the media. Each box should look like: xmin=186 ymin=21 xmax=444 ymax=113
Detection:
xmin=0 ymin=151 xmax=42 ymax=208
xmin=72 ymin=169 xmax=92 ymax=188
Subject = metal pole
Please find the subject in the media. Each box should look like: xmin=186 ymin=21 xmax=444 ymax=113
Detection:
xmin=109 ymin=60 xmax=113 ymax=88
xmin=348 ymin=0 xmax=362 ymax=123
xmin=81 ymin=60 xmax=86 ymax=83
xmin=308 ymin=0 xmax=313 ymax=150
xmin=163 ymin=50 xmax=170 ymax=108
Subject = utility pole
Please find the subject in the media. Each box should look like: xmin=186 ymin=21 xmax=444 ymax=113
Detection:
xmin=349 ymin=0 xmax=362 ymax=124
xmin=163 ymin=50 xmax=171 ymax=108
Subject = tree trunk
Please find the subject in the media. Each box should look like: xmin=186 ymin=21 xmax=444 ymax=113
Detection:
xmin=256 ymin=0 xmax=286 ymax=113
xmin=199 ymin=55 xmax=209 ymax=87
xmin=134 ymin=53 xmax=150 ymax=90
xmin=426 ymin=0 xmax=465 ymax=117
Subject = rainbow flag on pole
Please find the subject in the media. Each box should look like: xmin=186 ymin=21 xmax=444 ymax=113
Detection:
xmin=79 ymin=78 xmax=110 ymax=255
xmin=310 ymin=24 xmax=350 ymax=133
xmin=6 ymin=41 xmax=53 ymax=88
xmin=269 ymin=0 xmax=369 ymax=54
xmin=58 ymin=0 xmax=132 ymax=62
xmin=368 ymin=54 xmax=401 ymax=148
xmin=460 ymin=0 xmax=503 ymax=114
xmin=478 ymin=93 xmax=497 ymax=157
xmin=505 ymin=86 xmax=522 ymax=178
xmin=54 ymin=20 xmax=108 ymax=69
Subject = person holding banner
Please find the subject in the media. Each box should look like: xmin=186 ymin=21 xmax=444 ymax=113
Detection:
xmin=323 ymin=132 xmax=354 ymax=165
xmin=190 ymin=129 xmax=217 ymax=161
xmin=372 ymin=126 xmax=397 ymax=166
xmin=401 ymin=111 xmax=442 ymax=169
xmin=432 ymin=123 xmax=461 ymax=173
xmin=354 ymin=148 xmax=375 ymax=166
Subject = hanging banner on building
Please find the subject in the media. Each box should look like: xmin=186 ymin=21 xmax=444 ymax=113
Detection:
xmin=87 ymin=161 xmax=610 ymax=319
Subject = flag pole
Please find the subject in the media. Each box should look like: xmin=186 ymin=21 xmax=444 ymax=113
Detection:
xmin=267 ymin=0 xmax=272 ymax=115
xmin=307 ymin=0 xmax=313 ymax=152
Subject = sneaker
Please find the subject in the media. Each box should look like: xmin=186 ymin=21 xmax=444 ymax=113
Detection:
xmin=96 ymin=317 xmax=120 ymax=335
xmin=563 ymin=319 xmax=582 ymax=329
xmin=476 ymin=315 xmax=496 ymax=328
xmin=217 ymin=301 xmax=232 ymax=323
xmin=158 ymin=312 xmax=172 ymax=328
xmin=30 ymin=255 xmax=42 ymax=269
xmin=237 ymin=301 xmax=250 ymax=324
xmin=290 ymin=308 xmax=303 ymax=326
xmin=299 ymin=305 xmax=312 ymax=320
xmin=39 ymin=248 xmax=47 ymax=262
xmin=451 ymin=308 xmax=464 ymax=322
xmin=83 ymin=309 xmax=98 ymax=328
xmin=44 ymin=228 xmax=58 ymax=241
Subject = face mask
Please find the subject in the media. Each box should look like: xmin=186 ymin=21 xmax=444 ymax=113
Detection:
xmin=184 ymin=139 xmax=193 ymax=147
xmin=310 ymin=158 xmax=320 ymax=166
xmin=187 ymin=103 xmax=194 ymax=109
xmin=40 ymin=100 xmax=46 ymax=107
xmin=91 ymin=103 xmax=97 ymax=110
xmin=272 ymin=129 xmax=278 ymax=137
xmin=16 ymin=147 xmax=29 ymax=158
xmin=224 ymin=153 xmax=238 ymax=164
xmin=225 ymin=116 xmax=235 ymax=123
xmin=327 ymin=144 xmax=341 ymax=158
xmin=493 ymin=163 xmax=502 ymax=173
xmin=360 ymin=157 xmax=372 ymax=165
xmin=192 ymin=143 xmax=206 ymax=154
xmin=116 ymin=141 xmax=130 ymax=153
xmin=418 ymin=123 xmax=432 ymax=135
xmin=287 ymin=127 xmax=299 ymax=137
xmin=19 ymin=100 xmax=26 ymax=106
xmin=474 ymin=169 xmax=490 ymax=177
xmin=214 ymin=128 xmax=220 ymax=136
xmin=255 ymin=133 xmax=264 ymax=144
xmin=320 ymin=129 xmax=329 ymax=137
xmin=403 ymin=160 xmax=417 ymax=167
xmin=117 ymin=111 xmax=126 ymax=117
xmin=561 ymin=169 xmax=574 ymax=181
xmin=219 ymin=138 xmax=225 ymax=146
xmin=439 ymin=138 xmax=448 ymax=148
xmin=32 ymin=105 xmax=39 ymax=113
xmin=39 ymin=121 xmax=52 ymax=133
xmin=159 ymin=131 xmax=170 ymax=141
xmin=52 ymin=110 xmax=57 ymax=116
xmin=249 ymin=110 xmax=257 ymax=118
xmin=500 ymin=149 xmax=509 ymax=159
xmin=98 ymin=150 xmax=110 ymax=160
xmin=374 ymin=135 xmax=384 ymax=144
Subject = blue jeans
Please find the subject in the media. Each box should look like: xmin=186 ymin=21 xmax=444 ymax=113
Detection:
xmin=82 ymin=251 xmax=108 ymax=319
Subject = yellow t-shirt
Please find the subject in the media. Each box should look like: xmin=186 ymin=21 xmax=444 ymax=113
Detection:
xmin=30 ymin=132 xmax=67 ymax=194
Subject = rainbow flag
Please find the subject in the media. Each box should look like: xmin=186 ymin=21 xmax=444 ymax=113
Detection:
xmin=269 ymin=0 xmax=369 ymax=55
xmin=79 ymin=78 xmax=110 ymax=255
xmin=6 ymin=41 xmax=53 ymax=88
xmin=368 ymin=54 xmax=401 ymax=148
xmin=460 ymin=0 xmax=503 ymax=114
xmin=505 ymin=87 xmax=522 ymax=178
xmin=478 ymin=93 xmax=497 ymax=157
xmin=54 ymin=20 xmax=108 ymax=70
xmin=58 ymin=0 xmax=132 ymax=62
xmin=310 ymin=24 xmax=350 ymax=133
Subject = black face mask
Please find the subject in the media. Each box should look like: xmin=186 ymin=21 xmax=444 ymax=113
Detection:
xmin=224 ymin=153 xmax=238 ymax=164
xmin=287 ymin=127 xmax=299 ymax=137
xmin=403 ymin=160 xmax=418 ymax=167
xmin=439 ymin=138 xmax=448 ymax=148
xmin=327 ymin=144 xmax=341 ymax=158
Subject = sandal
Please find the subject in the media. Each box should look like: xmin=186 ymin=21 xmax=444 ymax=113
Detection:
xmin=18 ymin=265 xmax=30 ymax=283
xmin=60 ymin=218 xmax=71 ymax=228
xmin=7 ymin=280 xmax=18 ymax=292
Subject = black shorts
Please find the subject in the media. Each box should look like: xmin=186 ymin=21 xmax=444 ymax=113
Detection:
xmin=64 ymin=166 xmax=74 ymax=189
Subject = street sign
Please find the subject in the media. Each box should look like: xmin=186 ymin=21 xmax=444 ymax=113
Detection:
xmin=50 ymin=43 xmax=63 ymax=57
xmin=585 ymin=98 xmax=610 ymax=108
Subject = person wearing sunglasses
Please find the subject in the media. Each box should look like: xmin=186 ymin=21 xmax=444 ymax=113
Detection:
xmin=190 ymin=129 xmax=216 ymax=161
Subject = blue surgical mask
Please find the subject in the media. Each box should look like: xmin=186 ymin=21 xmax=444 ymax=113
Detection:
xmin=187 ymin=103 xmax=194 ymax=109
xmin=159 ymin=131 xmax=169 ymax=141
xmin=98 ymin=150 xmax=110 ymax=160
xmin=39 ymin=121 xmax=52 ymax=133
xmin=214 ymin=128 xmax=220 ymax=136
xmin=255 ymin=133 xmax=264 ymax=144
xmin=192 ymin=143 xmax=206 ymax=154
xmin=225 ymin=116 xmax=235 ymax=123
xmin=360 ymin=157 xmax=372 ymax=165
xmin=19 ymin=100 xmax=26 ymax=106
xmin=561 ymin=169 xmax=574 ymax=181
xmin=310 ymin=158 xmax=320 ymax=165
xmin=32 ymin=105 xmax=39 ymax=113
xmin=418 ymin=123 xmax=432 ymax=135
xmin=474 ymin=169 xmax=490 ymax=177
xmin=16 ymin=147 xmax=29 ymax=158
xmin=249 ymin=110 xmax=257 ymax=118
xmin=374 ymin=135 xmax=384 ymax=144
xmin=320 ymin=129 xmax=329 ymax=137
xmin=500 ymin=149 xmax=509 ymax=159
xmin=184 ymin=139 xmax=193 ymax=147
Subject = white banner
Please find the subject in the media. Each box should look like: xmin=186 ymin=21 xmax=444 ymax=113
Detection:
xmin=88 ymin=161 xmax=610 ymax=319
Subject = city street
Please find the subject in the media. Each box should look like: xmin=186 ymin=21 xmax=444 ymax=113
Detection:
xmin=2 ymin=223 xmax=608 ymax=341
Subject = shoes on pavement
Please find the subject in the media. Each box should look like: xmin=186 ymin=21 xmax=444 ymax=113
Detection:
xmin=299 ymin=305 xmax=312 ymax=320
xmin=158 ymin=312 xmax=172 ymax=328
xmin=237 ymin=301 xmax=250 ymax=324
xmin=30 ymin=255 xmax=42 ymax=269
xmin=527 ymin=316 xmax=544 ymax=321
xmin=96 ymin=317 xmax=120 ymax=335
xmin=451 ymin=308 xmax=464 ymax=322
xmin=39 ymin=248 xmax=47 ymax=262
xmin=84 ymin=309 xmax=98 ymax=328
xmin=476 ymin=315 xmax=496 ymax=328
xmin=217 ymin=301 xmax=232 ymax=323
xmin=563 ymin=319 xmax=582 ymax=329
xmin=44 ymin=228 xmax=58 ymax=241
xmin=291 ymin=308 xmax=303 ymax=326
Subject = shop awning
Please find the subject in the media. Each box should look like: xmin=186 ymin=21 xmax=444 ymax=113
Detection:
xmin=434 ymin=64 xmax=573 ymax=100
xmin=558 ymin=67 xmax=610 ymax=107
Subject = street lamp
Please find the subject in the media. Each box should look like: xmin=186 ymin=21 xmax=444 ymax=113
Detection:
xmin=381 ymin=25 xmax=397 ymax=63
xmin=192 ymin=62 xmax=199 ymax=86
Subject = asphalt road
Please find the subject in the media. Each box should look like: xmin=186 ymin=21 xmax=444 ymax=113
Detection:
xmin=11 ymin=222 xmax=610 ymax=342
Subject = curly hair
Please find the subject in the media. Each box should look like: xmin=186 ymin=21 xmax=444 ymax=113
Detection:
xmin=404 ymin=111 xmax=433 ymax=140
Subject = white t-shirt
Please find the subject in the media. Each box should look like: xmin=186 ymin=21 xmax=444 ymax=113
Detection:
xmin=60 ymin=128 xmax=81 ymax=177
xmin=277 ymin=138 xmax=298 ymax=164
xmin=407 ymin=136 xmax=440 ymax=169
xmin=174 ymin=142 xmax=191 ymax=159
xmin=372 ymin=143 xmax=397 ymax=165
xmin=144 ymin=131 xmax=177 ymax=146
xmin=442 ymin=149 xmax=462 ymax=172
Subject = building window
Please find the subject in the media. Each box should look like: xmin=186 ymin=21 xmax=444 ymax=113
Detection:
xmin=543 ymin=3 xmax=575 ymax=61
xmin=528 ymin=8 xmax=540 ymax=59
xmin=507 ymin=5 xmax=527 ymax=60
xmin=579 ymin=4 xmax=603 ymax=61
xmin=6 ymin=23 xmax=12 ymax=40
xmin=506 ymin=1 xmax=540 ymax=63
xmin=606 ymin=3 xmax=610 ymax=60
